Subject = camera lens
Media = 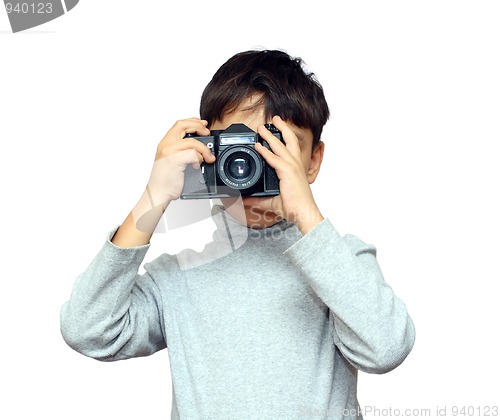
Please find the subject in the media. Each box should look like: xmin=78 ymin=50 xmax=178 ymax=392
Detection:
xmin=218 ymin=147 xmax=263 ymax=190
xmin=227 ymin=155 xmax=253 ymax=181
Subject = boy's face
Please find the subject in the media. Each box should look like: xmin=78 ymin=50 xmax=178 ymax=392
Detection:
xmin=209 ymin=96 xmax=324 ymax=229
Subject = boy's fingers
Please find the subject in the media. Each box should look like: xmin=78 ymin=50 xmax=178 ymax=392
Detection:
xmin=176 ymin=119 xmax=210 ymax=138
xmin=257 ymin=117 xmax=301 ymax=161
xmin=196 ymin=144 xmax=216 ymax=163
xmin=158 ymin=119 xmax=214 ymax=163
xmin=160 ymin=149 xmax=205 ymax=170
xmin=160 ymin=119 xmax=210 ymax=148
xmin=181 ymin=139 xmax=215 ymax=163
xmin=271 ymin=116 xmax=301 ymax=157
xmin=257 ymin=125 xmax=287 ymax=157
xmin=255 ymin=142 xmax=280 ymax=169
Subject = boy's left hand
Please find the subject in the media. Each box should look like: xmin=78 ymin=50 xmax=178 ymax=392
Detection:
xmin=248 ymin=115 xmax=324 ymax=235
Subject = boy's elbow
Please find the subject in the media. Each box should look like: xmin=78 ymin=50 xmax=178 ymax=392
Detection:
xmin=365 ymin=342 xmax=413 ymax=374
xmin=60 ymin=318 xmax=105 ymax=360
xmin=60 ymin=306 xmax=121 ymax=361
xmin=361 ymin=320 xmax=416 ymax=374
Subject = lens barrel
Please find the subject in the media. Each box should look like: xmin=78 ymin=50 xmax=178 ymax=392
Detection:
xmin=218 ymin=146 xmax=262 ymax=189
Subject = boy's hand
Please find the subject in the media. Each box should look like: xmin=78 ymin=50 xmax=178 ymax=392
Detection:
xmin=250 ymin=115 xmax=324 ymax=235
xmin=146 ymin=118 xmax=215 ymax=207
xmin=112 ymin=118 xmax=214 ymax=247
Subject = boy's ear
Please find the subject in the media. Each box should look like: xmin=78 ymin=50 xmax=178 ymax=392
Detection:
xmin=307 ymin=141 xmax=325 ymax=184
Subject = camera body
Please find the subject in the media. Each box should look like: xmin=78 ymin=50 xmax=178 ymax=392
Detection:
xmin=181 ymin=123 xmax=283 ymax=199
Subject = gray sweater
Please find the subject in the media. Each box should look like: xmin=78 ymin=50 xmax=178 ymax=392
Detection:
xmin=60 ymin=205 xmax=415 ymax=420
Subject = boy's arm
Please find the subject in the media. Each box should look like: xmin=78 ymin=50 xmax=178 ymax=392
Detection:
xmin=284 ymin=219 xmax=416 ymax=374
xmin=254 ymin=116 xmax=414 ymax=373
xmin=61 ymin=118 xmax=215 ymax=358
xmin=110 ymin=188 xmax=168 ymax=248
xmin=60 ymin=227 xmax=167 ymax=361
xmin=112 ymin=118 xmax=215 ymax=248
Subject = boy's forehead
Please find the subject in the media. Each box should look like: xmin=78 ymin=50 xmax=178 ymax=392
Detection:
xmin=214 ymin=106 xmax=266 ymax=131
xmin=211 ymin=98 xmax=313 ymax=145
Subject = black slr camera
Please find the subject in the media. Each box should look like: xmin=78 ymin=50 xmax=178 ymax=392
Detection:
xmin=181 ymin=123 xmax=283 ymax=199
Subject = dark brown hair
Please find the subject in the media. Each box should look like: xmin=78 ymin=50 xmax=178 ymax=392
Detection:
xmin=200 ymin=49 xmax=330 ymax=151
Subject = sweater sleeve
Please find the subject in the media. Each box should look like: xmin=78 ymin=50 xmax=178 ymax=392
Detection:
xmin=60 ymin=227 xmax=167 ymax=361
xmin=284 ymin=218 xmax=415 ymax=374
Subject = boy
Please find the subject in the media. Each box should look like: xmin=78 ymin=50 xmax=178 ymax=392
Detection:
xmin=61 ymin=49 xmax=415 ymax=419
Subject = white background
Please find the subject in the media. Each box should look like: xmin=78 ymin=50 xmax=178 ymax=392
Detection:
xmin=1 ymin=1 xmax=499 ymax=419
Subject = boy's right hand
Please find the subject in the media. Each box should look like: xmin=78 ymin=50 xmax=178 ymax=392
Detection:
xmin=112 ymin=118 xmax=214 ymax=248
xmin=146 ymin=118 xmax=215 ymax=207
